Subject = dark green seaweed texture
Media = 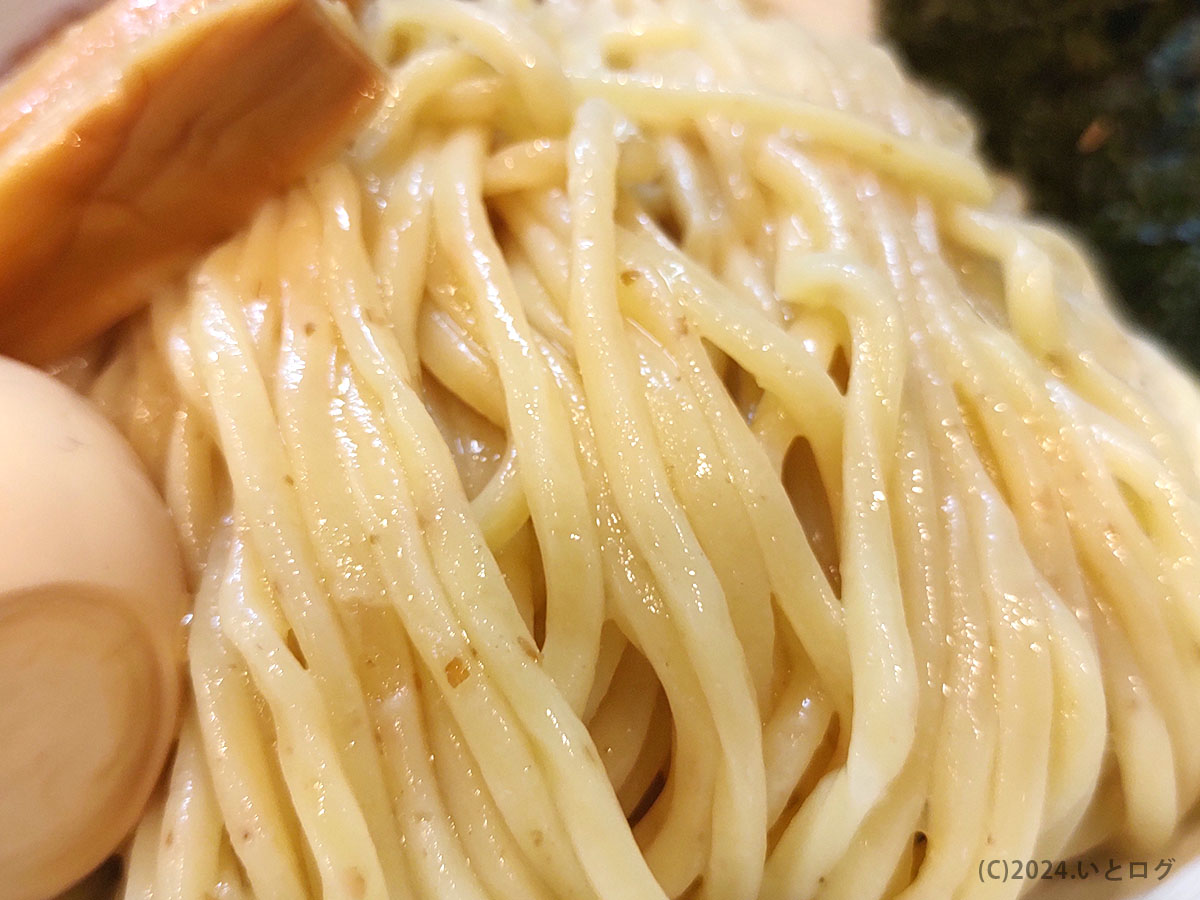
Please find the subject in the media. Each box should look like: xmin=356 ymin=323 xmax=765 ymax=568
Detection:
xmin=884 ymin=0 xmax=1200 ymax=368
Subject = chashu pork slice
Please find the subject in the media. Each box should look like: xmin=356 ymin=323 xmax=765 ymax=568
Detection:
xmin=0 ymin=0 xmax=383 ymax=363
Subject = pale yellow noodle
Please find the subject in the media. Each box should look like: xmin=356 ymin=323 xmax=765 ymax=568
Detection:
xmin=79 ymin=2 xmax=1200 ymax=899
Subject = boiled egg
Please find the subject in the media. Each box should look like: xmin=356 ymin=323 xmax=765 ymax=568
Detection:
xmin=0 ymin=356 xmax=186 ymax=900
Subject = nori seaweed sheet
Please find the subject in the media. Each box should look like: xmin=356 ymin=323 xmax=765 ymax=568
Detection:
xmin=884 ymin=0 xmax=1200 ymax=368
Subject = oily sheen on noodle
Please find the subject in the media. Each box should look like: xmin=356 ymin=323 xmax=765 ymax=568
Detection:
xmin=85 ymin=2 xmax=1200 ymax=898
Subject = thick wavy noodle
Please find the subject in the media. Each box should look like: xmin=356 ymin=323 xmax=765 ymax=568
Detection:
xmin=86 ymin=1 xmax=1200 ymax=898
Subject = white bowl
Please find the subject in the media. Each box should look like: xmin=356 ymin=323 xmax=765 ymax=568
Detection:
xmin=1032 ymin=820 xmax=1200 ymax=900
xmin=0 ymin=2 xmax=1197 ymax=899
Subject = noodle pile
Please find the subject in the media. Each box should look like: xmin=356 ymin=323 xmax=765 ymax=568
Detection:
xmin=83 ymin=1 xmax=1200 ymax=898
